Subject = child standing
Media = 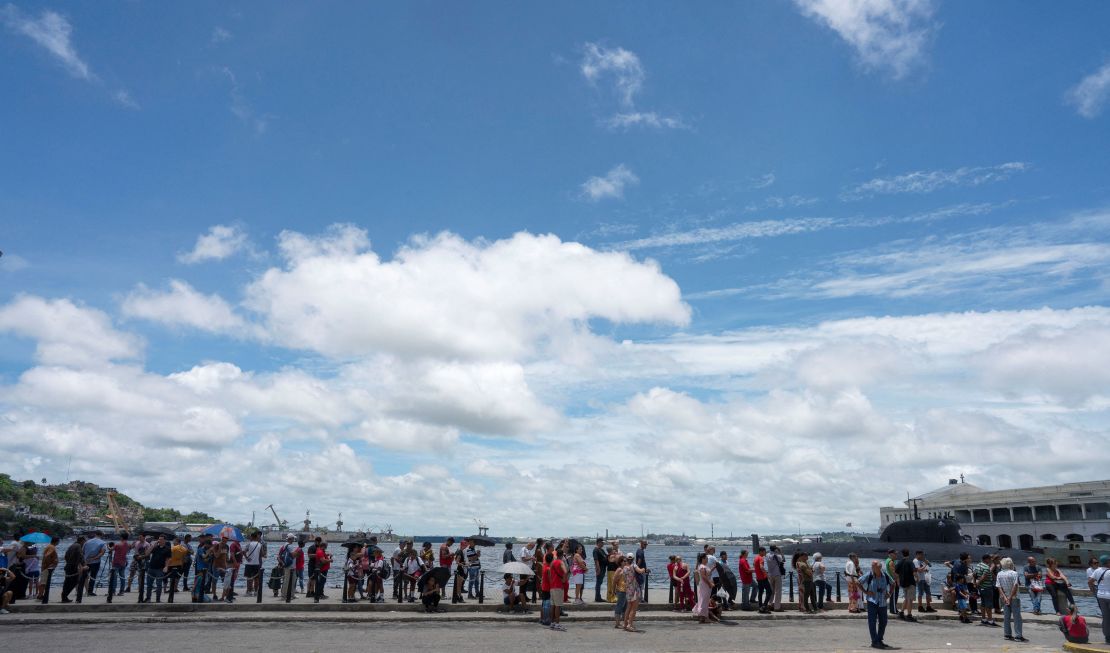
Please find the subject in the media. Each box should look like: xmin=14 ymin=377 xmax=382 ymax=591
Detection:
xmin=956 ymin=580 xmax=971 ymax=623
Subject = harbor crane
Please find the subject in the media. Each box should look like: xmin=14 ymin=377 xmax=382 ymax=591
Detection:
xmin=265 ymin=504 xmax=288 ymax=530
xmin=105 ymin=490 xmax=127 ymax=534
xmin=473 ymin=518 xmax=489 ymax=538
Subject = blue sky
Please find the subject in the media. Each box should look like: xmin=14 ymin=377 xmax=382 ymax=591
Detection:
xmin=1 ymin=1 xmax=1109 ymax=537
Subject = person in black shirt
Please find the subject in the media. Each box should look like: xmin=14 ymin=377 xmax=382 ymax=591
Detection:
xmin=143 ymin=535 xmax=172 ymax=603
xmin=60 ymin=535 xmax=86 ymax=602
xmin=896 ymin=549 xmax=918 ymax=622
xmin=502 ymin=542 xmax=515 ymax=564
xmin=593 ymin=538 xmax=607 ymax=602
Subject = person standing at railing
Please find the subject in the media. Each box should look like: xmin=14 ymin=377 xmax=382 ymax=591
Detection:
xmin=635 ymin=540 xmax=648 ymax=596
xmin=593 ymin=538 xmax=607 ymax=603
xmin=167 ymin=537 xmax=187 ymax=593
xmin=60 ymin=535 xmax=85 ymax=602
xmin=738 ymin=550 xmax=754 ymax=611
xmin=812 ymin=552 xmax=828 ymax=611
xmin=242 ymin=531 xmax=265 ymax=597
xmin=125 ymin=535 xmax=148 ymax=595
xmin=144 ymin=534 xmax=171 ymax=603
xmin=754 ymin=547 xmax=771 ymax=613
xmin=766 ymin=545 xmax=784 ymax=612
xmin=109 ymin=532 xmax=130 ymax=596
xmin=39 ymin=536 xmax=59 ymax=600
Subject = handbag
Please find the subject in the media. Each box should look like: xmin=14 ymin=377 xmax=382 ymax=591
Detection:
xmin=1029 ymin=579 xmax=1043 ymax=592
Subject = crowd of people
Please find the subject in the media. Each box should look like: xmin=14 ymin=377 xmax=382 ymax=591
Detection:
xmin=1 ymin=531 xmax=1108 ymax=647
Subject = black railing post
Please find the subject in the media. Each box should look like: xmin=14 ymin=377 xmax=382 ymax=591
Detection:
xmin=284 ymin=568 xmax=294 ymax=603
xmin=836 ymin=572 xmax=841 ymax=602
xmin=256 ymin=568 xmax=263 ymax=604
xmin=76 ymin=567 xmax=86 ymax=603
xmin=107 ymin=567 xmax=115 ymax=603
xmin=478 ymin=570 xmax=485 ymax=604
xmin=137 ymin=565 xmax=146 ymax=603
xmin=168 ymin=570 xmax=177 ymax=603
xmin=788 ymin=571 xmax=795 ymax=602
xmin=643 ymin=570 xmax=649 ymax=603
xmin=41 ymin=568 xmax=53 ymax=604
xmin=668 ymin=576 xmax=674 ymax=605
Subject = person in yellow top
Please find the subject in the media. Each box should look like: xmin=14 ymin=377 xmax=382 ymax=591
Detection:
xmin=167 ymin=537 xmax=189 ymax=591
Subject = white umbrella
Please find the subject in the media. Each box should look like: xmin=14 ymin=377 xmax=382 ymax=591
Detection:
xmin=498 ymin=561 xmax=535 ymax=576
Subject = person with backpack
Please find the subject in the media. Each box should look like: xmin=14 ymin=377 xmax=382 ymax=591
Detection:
xmin=896 ymin=549 xmax=917 ymax=622
xmin=859 ymin=560 xmax=894 ymax=650
xmin=277 ymin=535 xmax=299 ymax=600
xmin=766 ymin=546 xmax=785 ymax=612
xmin=242 ymin=531 xmax=265 ymax=597
xmin=369 ymin=548 xmax=388 ymax=602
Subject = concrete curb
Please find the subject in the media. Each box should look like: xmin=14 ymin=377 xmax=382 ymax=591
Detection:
xmin=1063 ymin=643 xmax=1110 ymax=653
xmin=0 ymin=609 xmax=1077 ymax=628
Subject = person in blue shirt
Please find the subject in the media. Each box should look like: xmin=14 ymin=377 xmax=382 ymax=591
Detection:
xmin=192 ymin=534 xmax=213 ymax=603
xmin=859 ymin=560 xmax=894 ymax=650
xmin=82 ymin=531 xmax=107 ymax=596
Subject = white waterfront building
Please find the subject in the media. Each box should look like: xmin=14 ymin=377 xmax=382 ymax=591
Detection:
xmin=879 ymin=477 xmax=1110 ymax=550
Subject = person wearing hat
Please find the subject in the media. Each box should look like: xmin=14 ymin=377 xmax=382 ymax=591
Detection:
xmin=1093 ymin=554 xmax=1110 ymax=644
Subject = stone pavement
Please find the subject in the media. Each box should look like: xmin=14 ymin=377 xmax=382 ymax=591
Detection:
xmin=0 ymin=618 xmax=1075 ymax=652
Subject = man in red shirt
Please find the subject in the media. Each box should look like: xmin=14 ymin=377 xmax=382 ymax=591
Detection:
xmin=738 ymin=549 xmax=754 ymax=610
xmin=754 ymin=547 xmax=771 ymax=613
xmin=313 ymin=542 xmax=332 ymax=604
xmin=549 ymin=550 xmax=567 ymax=631
xmin=110 ymin=533 xmax=131 ymax=596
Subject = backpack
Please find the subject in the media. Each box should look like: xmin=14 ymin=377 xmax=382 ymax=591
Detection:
xmin=379 ymin=562 xmax=391 ymax=579
xmin=279 ymin=545 xmax=295 ymax=568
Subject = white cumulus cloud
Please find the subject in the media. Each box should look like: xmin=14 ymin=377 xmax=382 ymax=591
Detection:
xmin=794 ymin=0 xmax=937 ymax=79
xmin=580 ymin=164 xmax=640 ymax=202
xmin=121 ymin=280 xmax=251 ymax=334
xmin=1067 ymin=62 xmax=1110 ymax=119
xmin=245 ymin=225 xmax=688 ymax=360
xmin=0 ymin=295 xmax=141 ymax=367
xmin=178 ymin=224 xmax=250 ymax=264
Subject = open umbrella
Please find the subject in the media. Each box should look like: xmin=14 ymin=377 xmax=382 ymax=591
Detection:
xmin=467 ymin=535 xmax=496 ymax=547
xmin=141 ymin=525 xmax=176 ymax=538
xmin=417 ymin=565 xmax=451 ymax=590
xmin=202 ymin=524 xmax=244 ymax=541
xmin=19 ymin=532 xmax=51 ymax=544
xmin=497 ymin=561 xmax=535 ymax=576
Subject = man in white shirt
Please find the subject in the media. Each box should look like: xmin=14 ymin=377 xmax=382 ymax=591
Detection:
xmin=1093 ymin=555 xmax=1110 ymax=645
xmin=242 ymin=531 xmax=265 ymax=596
xmin=913 ymin=551 xmax=935 ymax=613
xmin=706 ymin=546 xmax=721 ymax=594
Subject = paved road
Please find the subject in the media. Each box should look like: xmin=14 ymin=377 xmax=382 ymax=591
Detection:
xmin=0 ymin=618 xmax=1065 ymax=652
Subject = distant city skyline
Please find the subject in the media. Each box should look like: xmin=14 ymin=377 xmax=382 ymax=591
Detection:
xmin=2 ymin=1 xmax=1109 ymax=535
